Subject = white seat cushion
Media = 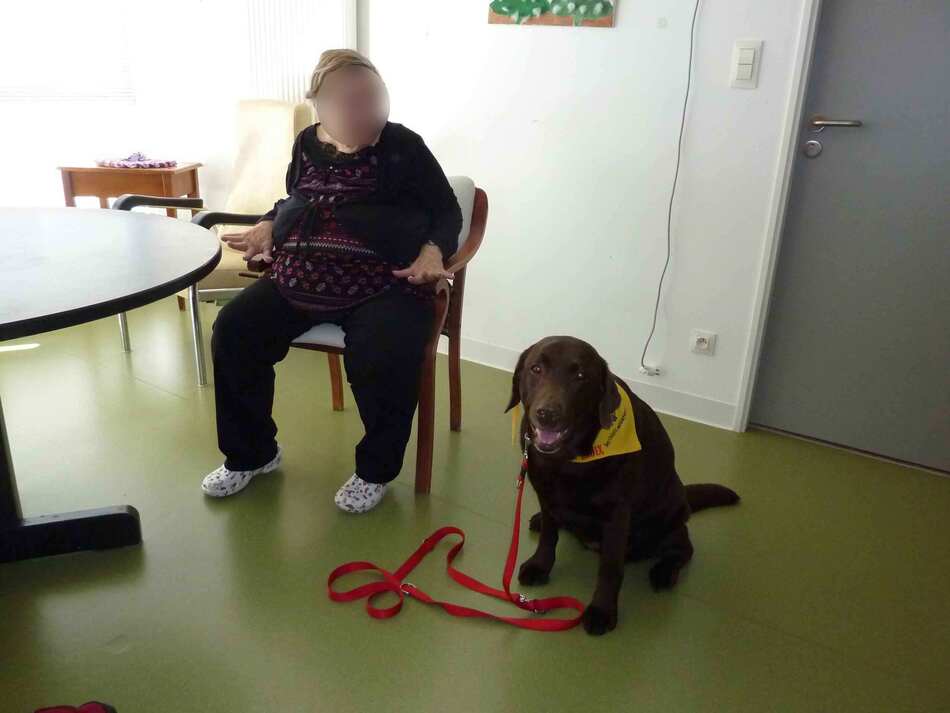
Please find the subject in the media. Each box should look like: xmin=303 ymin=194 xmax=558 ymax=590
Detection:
xmin=292 ymin=323 xmax=346 ymax=349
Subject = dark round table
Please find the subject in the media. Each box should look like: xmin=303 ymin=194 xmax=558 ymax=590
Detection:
xmin=1 ymin=207 xmax=221 ymax=562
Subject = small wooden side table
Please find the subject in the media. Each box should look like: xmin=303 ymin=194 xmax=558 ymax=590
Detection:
xmin=58 ymin=162 xmax=202 ymax=216
xmin=59 ymin=162 xmax=203 ymax=312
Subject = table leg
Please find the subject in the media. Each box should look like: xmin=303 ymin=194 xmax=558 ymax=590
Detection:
xmin=117 ymin=312 xmax=131 ymax=352
xmin=60 ymin=171 xmax=76 ymax=208
xmin=187 ymin=285 xmax=208 ymax=386
xmin=0 ymin=395 xmax=141 ymax=563
xmin=188 ymin=180 xmax=201 ymax=217
xmin=0 ymin=394 xmax=22 ymax=525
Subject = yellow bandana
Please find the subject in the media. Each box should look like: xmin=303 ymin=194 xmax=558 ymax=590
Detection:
xmin=511 ymin=386 xmax=642 ymax=462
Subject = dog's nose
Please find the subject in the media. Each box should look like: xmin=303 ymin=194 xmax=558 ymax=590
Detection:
xmin=535 ymin=407 xmax=560 ymax=427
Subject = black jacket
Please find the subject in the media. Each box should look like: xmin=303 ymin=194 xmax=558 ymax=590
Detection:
xmin=259 ymin=122 xmax=462 ymax=267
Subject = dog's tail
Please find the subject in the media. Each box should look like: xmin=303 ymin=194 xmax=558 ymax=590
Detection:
xmin=686 ymin=483 xmax=740 ymax=513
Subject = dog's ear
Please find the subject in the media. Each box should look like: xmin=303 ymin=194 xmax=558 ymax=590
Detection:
xmin=505 ymin=346 xmax=532 ymax=413
xmin=597 ymin=356 xmax=621 ymax=429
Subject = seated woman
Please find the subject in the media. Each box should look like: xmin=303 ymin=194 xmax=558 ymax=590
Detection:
xmin=202 ymin=49 xmax=462 ymax=513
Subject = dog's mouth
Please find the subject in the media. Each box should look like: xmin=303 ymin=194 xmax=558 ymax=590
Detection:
xmin=530 ymin=425 xmax=570 ymax=454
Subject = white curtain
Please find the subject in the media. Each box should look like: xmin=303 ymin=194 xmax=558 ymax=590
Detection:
xmin=247 ymin=0 xmax=356 ymax=102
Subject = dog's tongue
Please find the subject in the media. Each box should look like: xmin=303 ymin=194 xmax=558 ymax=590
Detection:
xmin=534 ymin=429 xmax=561 ymax=447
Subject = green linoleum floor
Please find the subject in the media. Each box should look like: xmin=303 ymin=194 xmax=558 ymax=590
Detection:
xmin=1 ymin=297 xmax=948 ymax=712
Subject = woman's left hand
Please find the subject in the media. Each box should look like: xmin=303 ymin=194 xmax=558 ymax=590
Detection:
xmin=392 ymin=244 xmax=452 ymax=284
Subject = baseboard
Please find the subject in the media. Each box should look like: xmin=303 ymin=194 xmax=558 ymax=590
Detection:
xmin=438 ymin=336 xmax=738 ymax=431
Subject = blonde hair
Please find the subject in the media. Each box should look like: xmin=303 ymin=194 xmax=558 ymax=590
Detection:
xmin=306 ymin=49 xmax=380 ymax=103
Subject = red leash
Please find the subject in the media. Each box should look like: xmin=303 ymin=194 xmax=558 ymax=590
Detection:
xmin=327 ymin=445 xmax=585 ymax=631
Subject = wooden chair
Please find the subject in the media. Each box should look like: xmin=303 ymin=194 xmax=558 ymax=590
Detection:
xmin=442 ymin=181 xmax=488 ymax=431
xmin=142 ymin=178 xmax=486 ymax=492
xmin=289 ymin=178 xmax=488 ymax=492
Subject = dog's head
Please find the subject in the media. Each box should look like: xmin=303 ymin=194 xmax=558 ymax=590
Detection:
xmin=505 ymin=336 xmax=621 ymax=456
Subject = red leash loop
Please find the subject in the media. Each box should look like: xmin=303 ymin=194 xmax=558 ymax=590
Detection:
xmin=327 ymin=453 xmax=585 ymax=631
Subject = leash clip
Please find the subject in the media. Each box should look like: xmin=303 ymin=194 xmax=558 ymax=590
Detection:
xmin=518 ymin=434 xmax=530 ymax=486
xmin=400 ymin=582 xmax=415 ymax=595
xmin=518 ymin=593 xmax=542 ymax=614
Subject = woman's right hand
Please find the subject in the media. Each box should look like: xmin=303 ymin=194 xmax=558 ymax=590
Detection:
xmin=222 ymin=221 xmax=275 ymax=264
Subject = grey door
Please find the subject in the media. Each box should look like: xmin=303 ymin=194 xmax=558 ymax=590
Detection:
xmin=751 ymin=0 xmax=950 ymax=472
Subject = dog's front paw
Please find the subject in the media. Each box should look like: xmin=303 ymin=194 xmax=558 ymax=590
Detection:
xmin=649 ymin=560 xmax=681 ymax=590
xmin=518 ymin=559 xmax=551 ymax=586
xmin=581 ymin=604 xmax=617 ymax=636
xmin=626 ymin=542 xmax=653 ymax=562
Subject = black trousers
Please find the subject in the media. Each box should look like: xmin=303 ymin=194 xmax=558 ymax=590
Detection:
xmin=211 ymin=278 xmax=432 ymax=483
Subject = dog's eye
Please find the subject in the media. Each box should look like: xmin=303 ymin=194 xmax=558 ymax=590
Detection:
xmin=576 ymin=372 xmax=585 ymax=380
xmin=530 ymin=364 xmax=542 ymax=374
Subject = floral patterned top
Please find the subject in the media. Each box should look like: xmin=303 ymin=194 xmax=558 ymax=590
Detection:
xmin=269 ymin=141 xmax=431 ymax=312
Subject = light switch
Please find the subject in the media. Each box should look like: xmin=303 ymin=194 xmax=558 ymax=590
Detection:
xmin=738 ymin=48 xmax=756 ymax=64
xmin=730 ymin=40 xmax=763 ymax=89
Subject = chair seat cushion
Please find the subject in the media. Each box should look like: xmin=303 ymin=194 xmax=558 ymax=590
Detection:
xmin=178 ymin=243 xmax=259 ymax=298
xmin=292 ymin=323 xmax=346 ymax=349
xmin=198 ymin=244 xmax=260 ymax=290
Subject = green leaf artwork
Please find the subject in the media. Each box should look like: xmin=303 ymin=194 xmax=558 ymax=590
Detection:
xmin=489 ymin=0 xmax=550 ymax=25
xmin=551 ymin=1 xmax=614 ymax=26
xmin=489 ymin=0 xmax=615 ymax=27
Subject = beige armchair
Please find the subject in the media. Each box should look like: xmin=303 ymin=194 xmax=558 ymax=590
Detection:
xmin=114 ymin=100 xmax=315 ymax=383
xmin=181 ymin=100 xmax=314 ymax=301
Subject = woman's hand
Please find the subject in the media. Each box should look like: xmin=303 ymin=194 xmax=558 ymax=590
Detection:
xmin=221 ymin=221 xmax=275 ymax=264
xmin=392 ymin=244 xmax=452 ymax=284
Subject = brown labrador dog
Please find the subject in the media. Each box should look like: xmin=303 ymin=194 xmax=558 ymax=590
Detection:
xmin=506 ymin=336 xmax=739 ymax=635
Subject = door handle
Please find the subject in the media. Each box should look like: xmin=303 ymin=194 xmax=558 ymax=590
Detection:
xmin=809 ymin=115 xmax=863 ymax=133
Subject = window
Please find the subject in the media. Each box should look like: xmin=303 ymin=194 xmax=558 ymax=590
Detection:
xmin=0 ymin=0 xmax=356 ymax=207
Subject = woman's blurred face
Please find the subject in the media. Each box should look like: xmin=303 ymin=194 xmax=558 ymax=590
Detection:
xmin=317 ymin=67 xmax=390 ymax=147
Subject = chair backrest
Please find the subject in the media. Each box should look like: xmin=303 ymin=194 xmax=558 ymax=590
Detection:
xmin=223 ymin=100 xmax=315 ymax=217
xmin=447 ymin=176 xmax=476 ymax=250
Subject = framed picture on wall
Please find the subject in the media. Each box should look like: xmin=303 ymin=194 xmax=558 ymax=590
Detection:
xmin=488 ymin=1 xmax=617 ymax=27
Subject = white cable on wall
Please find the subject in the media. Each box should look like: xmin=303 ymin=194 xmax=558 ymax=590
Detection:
xmin=639 ymin=0 xmax=701 ymax=376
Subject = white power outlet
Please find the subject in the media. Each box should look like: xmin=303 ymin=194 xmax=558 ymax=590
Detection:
xmin=690 ymin=330 xmax=717 ymax=356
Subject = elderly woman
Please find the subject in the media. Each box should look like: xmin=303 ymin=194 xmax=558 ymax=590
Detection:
xmin=201 ymin=49 xmax=462 ymax=513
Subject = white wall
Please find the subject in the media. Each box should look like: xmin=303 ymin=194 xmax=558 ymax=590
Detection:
xmin=360 ymin=0 xmax=810 ymax=428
